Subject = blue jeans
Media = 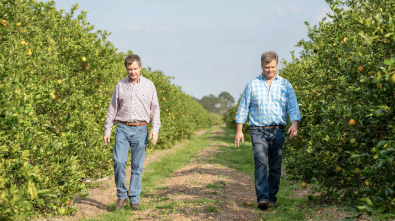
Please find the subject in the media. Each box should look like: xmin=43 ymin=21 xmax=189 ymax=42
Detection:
xmin=250 ymin=126 xmax=285 ymax=204
xmin=113 ymin=123 xmax=148 ymax=204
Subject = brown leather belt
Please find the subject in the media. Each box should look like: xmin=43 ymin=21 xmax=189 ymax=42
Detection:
xmin=262 ymin=125 xmax=284 ymax=129
xmin=118 ymin=121 xmax=148 ymax=126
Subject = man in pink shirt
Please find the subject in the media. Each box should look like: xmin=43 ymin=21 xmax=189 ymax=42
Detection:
xmin=103 ymin=54 xmax=161 ymax=210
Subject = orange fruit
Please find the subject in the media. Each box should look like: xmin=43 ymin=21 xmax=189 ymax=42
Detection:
xmin=246 ymin=202 xmax=252 ymax=206
xmin=358 ymin=66 xmax=364 ymax=72
xmin=390 ymin=74 xmax=395 ymax=84
xmin=349 ymin=119 xmax=356 ymax=126
xmin=343 ymin=37 xmax=347 ymax=43
xmin=1 ymin=20 xmax=7 ymax=26
xmin=325 ymin=150 xmax=330 ymax=156
xmin=301 ymin=182 xmax=307 ymax=188
xmin=312 ymin=89 xmax=317 ymax=94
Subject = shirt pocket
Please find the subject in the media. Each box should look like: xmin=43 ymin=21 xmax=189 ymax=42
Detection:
xmin=137 ymin=92 xmax=152 ymax=107
xmin=251 ymin=92 xmax=262 ymax=107
xmin=273 ymin=89 xmax=287 ymax=106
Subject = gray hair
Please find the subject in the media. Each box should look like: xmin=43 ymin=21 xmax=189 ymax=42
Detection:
xmin=261 ymin=51 xmax=278 ymax=65
xmin=124 ymin=54 xmax=141 ymax=67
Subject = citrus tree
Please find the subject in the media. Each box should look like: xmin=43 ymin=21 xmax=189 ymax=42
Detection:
xmin=0 ymin=0 xmax=211 ymax=219
xmin=278 ymin=0 xmax=395 ymax=219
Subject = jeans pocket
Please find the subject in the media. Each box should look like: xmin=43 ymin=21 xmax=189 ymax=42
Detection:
xmin=138 ymin=125 xmax=148 ymax=132
xmin=117 ymin=122 xmax=127 ymax=129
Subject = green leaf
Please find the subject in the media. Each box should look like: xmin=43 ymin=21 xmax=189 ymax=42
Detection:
xmin=384 ymin=59 xmax=392 ymax=65
xmin=377 ymin=140 xmax=388 ymax=146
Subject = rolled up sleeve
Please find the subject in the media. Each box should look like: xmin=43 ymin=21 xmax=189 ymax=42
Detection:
xmin=104 ymin=84 xmax=119 ymax=136
xmin=150 ymin=85 xmax=161 ymax=133
xmin=286 ymin=83 xmax=302 ymax=123
xmin=235 ymin=84 xmax=251 ymax=124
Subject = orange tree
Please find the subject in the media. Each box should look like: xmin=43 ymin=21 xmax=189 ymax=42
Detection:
xmin=278 ymin=0 xmax=395 ymax=219
xmin=0 ymin=0 xmax=211 ymax=219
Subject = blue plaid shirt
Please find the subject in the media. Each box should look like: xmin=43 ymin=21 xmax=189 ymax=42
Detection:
xmin=235 ymin=74 xmax=301 ymax=126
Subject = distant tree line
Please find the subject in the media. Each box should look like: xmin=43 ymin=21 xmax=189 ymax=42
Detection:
xmin=195 ymin=92 xmax=235 ymax=115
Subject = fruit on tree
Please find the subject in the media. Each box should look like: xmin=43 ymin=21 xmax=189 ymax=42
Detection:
xmin=347 ymin=177 xmax=352 ymax=182
xmin=57 ymin=80 xmax=62 ymax=84
xmin=301 ymin=182 xmax=307 ymax=188
xmin=364 ymin=179 xmax=370 ymax=186
xmin=358 ymin=66 xmax=364 ymax=72
xmin=312 ymin=89 xmax=317 ymax=94
xmin=343 ymin=37 xmax=347 ymax=43
xmin=354 ymin=168 xmax=361 ymax=174
xmin=335 ymin=166 xmax=342 ymax=172
xmin=390 ymin=74 xmax=395 ymax=84
xmin=349 ymin=119 xmax=356 ymax=126
xmin=350 ymin=138 xmax=356 ymax=144
xmin=327 ymin=85 xmax=333 ymax=90
xmin=1 ymin=20 xmax=7 ymax=26
xmin=82 ymin=57 xmax=86 ymax=62
xmin=16 ymin=22 xmax=21 ymax=27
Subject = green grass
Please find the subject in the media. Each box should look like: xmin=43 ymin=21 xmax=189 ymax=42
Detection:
xmin=205 ymin=183 xmax=226 ymax=189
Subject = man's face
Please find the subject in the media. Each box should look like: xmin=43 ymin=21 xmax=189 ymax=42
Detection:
xmin=126 ymin=61 xmax=141 ymax=81
xmin=261 ymin=59 xmax=278 ymax=80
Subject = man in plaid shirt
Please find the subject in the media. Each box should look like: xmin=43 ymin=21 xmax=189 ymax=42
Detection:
xmin=235 ymin=51 xmax=301 ymax=210
xmin=103 ymin=54 xmax=160 ymax=210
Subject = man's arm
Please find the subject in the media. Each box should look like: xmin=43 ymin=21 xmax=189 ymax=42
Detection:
xmin=235 ymin=84 xmax=251 ymax=147
xmin=286 ymin=82 xmax=302 ymax=139
xmin=103 ymin=84 xmax=119 ymax=145
xmin=149 ymin=84 xmax=160 ymax=144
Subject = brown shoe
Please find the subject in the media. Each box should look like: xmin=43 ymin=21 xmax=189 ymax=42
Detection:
xmin=131 ymin=203 xmax=139 ymax=211
xmin=268 ymin=202 xmax=277 ymax=208
xmin=258 ymin=201 xmax=268 ymax=210
xmin=114 ymin=198 xmax=127 ymax=209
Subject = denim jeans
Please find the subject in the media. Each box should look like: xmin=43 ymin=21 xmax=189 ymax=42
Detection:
xmin=113 ymin=123 xmax=148 ymax=204
xmin=250 ymin=126 xmax=285 ymax=203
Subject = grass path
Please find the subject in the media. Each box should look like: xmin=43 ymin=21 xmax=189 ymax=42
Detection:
xmin=45 ymin=126 xmax=374 ymax=221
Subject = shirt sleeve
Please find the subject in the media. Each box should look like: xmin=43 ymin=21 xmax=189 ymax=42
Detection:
xmin=286 ymin=82 xmax=302 ymax=123
xmin=235 ymin=83 xmax=251 ymax=124
xmin=150 ymin=84 xmax=161 ymax=133
xmin=104 ymin=83 xmax=119 ymax=136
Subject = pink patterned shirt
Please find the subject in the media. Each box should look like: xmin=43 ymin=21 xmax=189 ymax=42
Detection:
xmin=104 ymin=75 xmax=161 ymax=135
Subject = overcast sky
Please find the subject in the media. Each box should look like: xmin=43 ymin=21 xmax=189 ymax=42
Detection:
xmin=48 ymin=0 xmax=332 ymax=101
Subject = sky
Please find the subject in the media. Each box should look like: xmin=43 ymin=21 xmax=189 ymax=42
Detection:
xmin=47 ymin=0 xmax=333 ymax=101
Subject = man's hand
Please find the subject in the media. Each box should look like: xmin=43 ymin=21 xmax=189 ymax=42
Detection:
xmin=235 ymin=123 xmax=244 ymax=148
xmin=235 ymin=131 xmax=244 ymax=148
xmin=103 ymin=135 xmax=110 ymax=145
xmin=287 ymin=120 xmax=298 ymax=139
xmin=150 ymin=131 xmax=158 ymax=144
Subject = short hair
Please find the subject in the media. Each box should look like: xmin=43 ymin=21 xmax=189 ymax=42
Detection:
xmin=261 ymin=51 xmax=278 ymax=65
xmin=124 ymin=54 xmax=141 ymax=67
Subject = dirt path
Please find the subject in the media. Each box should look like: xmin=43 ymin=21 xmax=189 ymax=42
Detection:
xmin=132 ymin=136 xmax=259 ymax=220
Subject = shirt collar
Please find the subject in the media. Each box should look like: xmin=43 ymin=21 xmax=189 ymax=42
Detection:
xmin=258 ymin=73 xmax=280 ymax=81
xmin=128 ymin=74 xmax=144 ymax=84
